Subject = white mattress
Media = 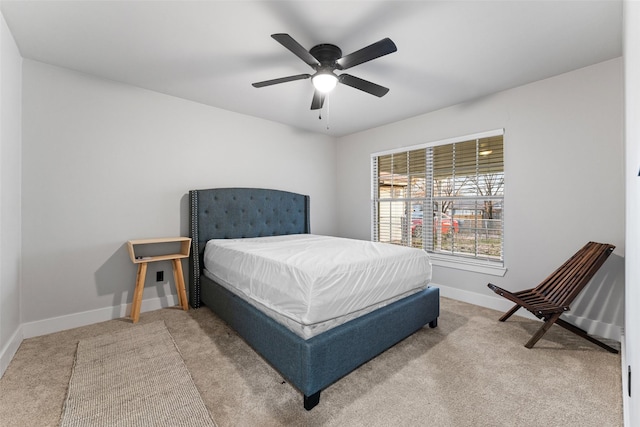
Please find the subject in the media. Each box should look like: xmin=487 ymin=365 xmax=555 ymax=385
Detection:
xmin=203 ymin=234 xmax=432 ymax=339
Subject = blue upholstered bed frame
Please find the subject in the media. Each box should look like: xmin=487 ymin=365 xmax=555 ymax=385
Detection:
xmin=189 ymin=187 xmax=440 ymax=410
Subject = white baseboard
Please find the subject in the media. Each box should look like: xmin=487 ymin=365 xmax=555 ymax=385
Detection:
xmin=562 ymin=312 xmax=622 ymax=342
xmin=4 ymin=285 xmax=621 ymax=376
xmin=436 ymin=283 xmax=537 ymax=321
xmin=0 ymin=324 xmax=24 ymax=379
xmin=21 ymin=294 xmax=180 ymax=339
xmin=435 ymin=283 xmax=621 ymax=341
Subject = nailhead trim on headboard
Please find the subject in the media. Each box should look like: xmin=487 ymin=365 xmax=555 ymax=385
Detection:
xmin=189 ymin=190 xmax=201 ymax=308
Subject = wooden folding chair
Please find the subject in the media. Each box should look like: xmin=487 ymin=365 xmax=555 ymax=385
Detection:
xmin=488 ymin=241 xmax=617 ymax=353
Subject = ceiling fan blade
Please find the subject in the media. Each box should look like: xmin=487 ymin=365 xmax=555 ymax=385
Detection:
xmin=252 ymin=74 xmax=311 ymax=88
xmin=336 ymin=38 xmax=397 ymax=70
xmin=338 ymin=74 xmax=390 ymax=97
xmin=271 ymin=34 xmax=320 ymax=69
xmin=310 ymin=90 xmax=325 ymax=110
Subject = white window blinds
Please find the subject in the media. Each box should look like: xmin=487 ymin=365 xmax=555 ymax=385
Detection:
xmin=372 ymin=130 xmax=504 ymax=264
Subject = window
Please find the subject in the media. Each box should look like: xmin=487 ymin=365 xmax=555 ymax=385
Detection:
xmin=372 ymin=130 xmax=504 ymax=270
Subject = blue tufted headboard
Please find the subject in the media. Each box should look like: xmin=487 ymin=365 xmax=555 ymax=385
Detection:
xmin=188 ymin=187 xmax=310 ymax=307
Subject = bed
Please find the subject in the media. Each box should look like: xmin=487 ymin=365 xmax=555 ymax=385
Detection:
xmin=189 ymin=187 xmax=440 ymax=410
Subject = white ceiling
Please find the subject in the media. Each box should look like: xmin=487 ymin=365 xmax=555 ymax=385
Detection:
xmin=1 ymin=0 xmax=623 ymax=137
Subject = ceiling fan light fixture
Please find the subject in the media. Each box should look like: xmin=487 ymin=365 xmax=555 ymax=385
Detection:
xmin=312 ymin=71 xmax=338 ymax=93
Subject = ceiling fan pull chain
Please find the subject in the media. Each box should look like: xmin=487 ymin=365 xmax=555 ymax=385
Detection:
xmin=325 ymin=95 xmax=330 ymax=130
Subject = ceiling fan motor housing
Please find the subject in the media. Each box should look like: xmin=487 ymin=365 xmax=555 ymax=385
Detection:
xmin=309 ymin=44 xmax=342 ymax=69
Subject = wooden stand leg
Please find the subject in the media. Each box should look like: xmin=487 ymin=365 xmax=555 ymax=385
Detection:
xmin=131 ymin=262 xmax=147 ymax=323
xmin=172 ymin=259 xmax=189 ymax=311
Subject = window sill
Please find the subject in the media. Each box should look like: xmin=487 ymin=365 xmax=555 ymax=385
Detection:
xmin=429 ymin=254 xmax=507 ymax=277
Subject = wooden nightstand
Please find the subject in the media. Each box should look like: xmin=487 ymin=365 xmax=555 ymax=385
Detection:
xmin=126 ymin=237 xmax=191 ymax=323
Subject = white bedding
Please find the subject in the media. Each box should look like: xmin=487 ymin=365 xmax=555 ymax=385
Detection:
xmin=203 ymin=234 xmax=432 ymax=339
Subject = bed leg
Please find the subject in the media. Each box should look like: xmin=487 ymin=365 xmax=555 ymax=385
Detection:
xmin=429 ymin=318 xmax=438 ymax=328
xmin=304 ymin=391 xmax=321 ymax=410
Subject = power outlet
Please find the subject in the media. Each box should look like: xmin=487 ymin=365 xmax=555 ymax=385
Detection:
xmin=156 ymin=271 xmax=164 ymax=282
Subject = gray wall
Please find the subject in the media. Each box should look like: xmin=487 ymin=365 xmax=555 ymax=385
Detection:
xmin=335 ymin=58 xmax=625 ymax=339
xmin=0 ymin=11 xmax=22 ymax=374
xmin=20 ymin=60 xmax=337 ymax=332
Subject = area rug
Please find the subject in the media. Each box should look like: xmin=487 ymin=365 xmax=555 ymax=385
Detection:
xmin=59 ymin=321 xmax=216 ymax=427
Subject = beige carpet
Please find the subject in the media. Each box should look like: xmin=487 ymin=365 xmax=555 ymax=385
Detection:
xmin=0 ymin=298 xmax=622 ymax=426
xmin=59 ymin=321 xmax=216 ymax=427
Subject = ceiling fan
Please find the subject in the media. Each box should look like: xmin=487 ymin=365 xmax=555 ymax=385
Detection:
xmin=252 ymin=33 xmax=397 ymax=110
